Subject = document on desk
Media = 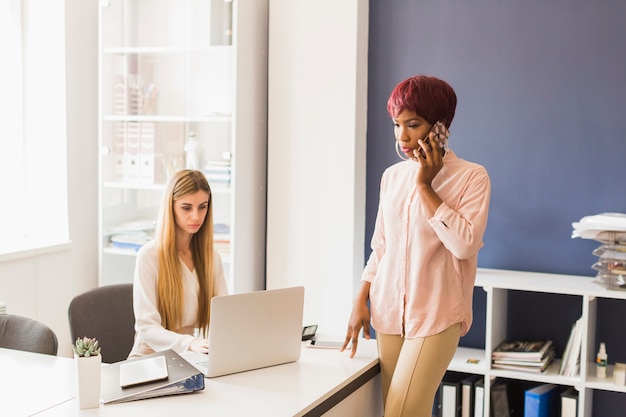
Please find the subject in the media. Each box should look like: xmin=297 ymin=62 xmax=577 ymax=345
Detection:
xmin=101 ymin=349 xmax=204 ymax=404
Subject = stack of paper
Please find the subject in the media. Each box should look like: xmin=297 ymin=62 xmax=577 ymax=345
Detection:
xmin=571 ymin=212 xmax=626 ymax=239
xmin=491 ymin=340 xmax=556 ymax=373
xmin=572 ymin=212 xmax=626 ymax=291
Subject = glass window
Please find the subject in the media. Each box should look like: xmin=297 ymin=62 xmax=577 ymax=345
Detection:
xmin=0 ymin=0 xmax=69 ymax=257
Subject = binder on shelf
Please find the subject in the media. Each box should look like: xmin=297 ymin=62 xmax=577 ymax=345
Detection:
xmin=101 ymin=349 xmax=204 ymax=404
xmin=138 ymin=122 xmax=155 ymax=183
xmin=461 ymin=375 xmax=481 ymax=417
xmin=112 ymin=122 xmax=126 ymax=180
xmin=440 ymin=376 xmax=462 ymax=417
xmin=474 ymin=377 xmax=484 ymax=417
xmin=490 ymin=379 xmax=513 ymax=417
xmin=123 ymin=122 xmax=141 ymax=181
xmin=560 ymin=387 xmax=578 ymax=417
xmin=523 ymin=383 xmax=559 ymax=417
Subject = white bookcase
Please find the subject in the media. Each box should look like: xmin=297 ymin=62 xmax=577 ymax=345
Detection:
xmin=449 ymin=268 xmax=626 ymax=417
xmin=97 ymin=0 xmax=268 ymax=293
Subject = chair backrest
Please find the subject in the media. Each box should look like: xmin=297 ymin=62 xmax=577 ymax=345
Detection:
xmin=0 ymin=314 xmax=58 ymax=355
xmin=68 ymin=284 xmax=134 ymax=363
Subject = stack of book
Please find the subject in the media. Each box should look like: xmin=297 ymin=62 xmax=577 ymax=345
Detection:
xmin=572 ymin=212 xmax=626 ymax=291
xmin=203 ymin=161 xmax=231 ymax=187
xmin=491 ymin=340 xmax=555 ymax=373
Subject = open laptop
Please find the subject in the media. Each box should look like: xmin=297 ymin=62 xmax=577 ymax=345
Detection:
xmin=182 ymin=286 xmax=304 ymax=378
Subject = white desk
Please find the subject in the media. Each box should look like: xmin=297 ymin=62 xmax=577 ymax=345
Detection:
xmin=1 ymin=339 xmax=382 ymax=417
xmin=0 ymin=348 xmax=77 ymax=416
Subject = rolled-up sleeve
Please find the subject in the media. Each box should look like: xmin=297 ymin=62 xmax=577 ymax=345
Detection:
xmin=429 ymin=170 xmax=491 ymax=260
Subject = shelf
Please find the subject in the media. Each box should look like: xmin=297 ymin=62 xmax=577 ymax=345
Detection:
xmin=103 ymin=246 xmax=140 ymax=257
xmin=103 ymin=181 xmax=164 ymax=191
xmin=585 ymin=364 xmax=626 ymax=393
xmin=102 ymin=181 xmax=231 ymax=194
xmin=447 ymin=347 xmax=487 ymax=374
xmin=103 ymin=45 xmax=232 ymax=55
xmin=455 ymin=268 xmax=626 ymax=417
xmin=476 ymin=267 xmax=626 ymax=300
xmin=102 ymin=114 xmax=231 ymax=123
xmin=490 ymin=359 xmax=581 ymax=386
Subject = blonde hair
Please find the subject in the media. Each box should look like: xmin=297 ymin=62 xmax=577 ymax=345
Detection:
xmin=155 ymin=169 xmax=215 ymax=336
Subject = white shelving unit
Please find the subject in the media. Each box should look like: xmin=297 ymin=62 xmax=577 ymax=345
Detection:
xmin=98 ymin=0 xmax=268 ymax=293
xmin=449 ymin=268 xmax=626 ymax=417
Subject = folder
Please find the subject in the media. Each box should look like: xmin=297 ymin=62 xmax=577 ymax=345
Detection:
xmin=523 ymin=383 xmax=559 ymax=417
xmin=101 ymin=349 xmax=204 ymax=404
xmin=474 ymin=377 xmax=484 ymax=417
xmin=560 ymin=387 xmax=578 ymax=417
xmin=440 ymin=375 xmax=463 ymax=417
xmin=490 ymin=379 xmax=511 ymax=417
xmin=461 ymin=375 xmax=482 ymax=417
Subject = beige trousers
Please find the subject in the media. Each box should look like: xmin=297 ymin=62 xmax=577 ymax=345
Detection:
xmin=377 ymin=323 xmax=461 ymax=417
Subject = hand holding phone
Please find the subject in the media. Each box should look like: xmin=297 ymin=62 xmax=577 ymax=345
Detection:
xmin=415 ymin=121 xmax=450 ymax=159
xmin=430 ymin=121 xmax=450 ymax=149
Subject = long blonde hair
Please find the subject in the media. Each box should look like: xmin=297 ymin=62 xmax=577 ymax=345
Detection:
xmin=155 ymin=169 xmax=215 ymax=336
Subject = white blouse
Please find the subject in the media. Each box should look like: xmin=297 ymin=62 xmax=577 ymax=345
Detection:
xmin=128 ymin=239 xmax=229 ymax=357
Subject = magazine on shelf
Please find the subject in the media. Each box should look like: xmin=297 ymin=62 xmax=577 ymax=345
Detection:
xmin=492 ymin=348 xmax=556 ymax=373
xmin=493 ymin=347 xmax=556 ymax=367
xmin=492 ymin=361 xmax=553 ymax=374
xmin=492 ymin=339 xmax=553 ymax=360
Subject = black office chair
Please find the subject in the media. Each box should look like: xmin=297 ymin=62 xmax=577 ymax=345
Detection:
xmin=68 ymin=284 xmax=135 ymax=363
xmin=0 ymin=314 xmax=58 ymax=355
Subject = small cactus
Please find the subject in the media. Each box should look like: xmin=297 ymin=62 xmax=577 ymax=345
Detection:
xmin=72 ymin=337 xmax=101 ymax=357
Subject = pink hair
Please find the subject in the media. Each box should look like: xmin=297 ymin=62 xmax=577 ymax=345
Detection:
xmin=386 ymin=75 xmax=457 ymax=128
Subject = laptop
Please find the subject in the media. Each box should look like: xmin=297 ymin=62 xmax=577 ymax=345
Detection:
xmin=182 ymin=286 xmax=304 ymax=378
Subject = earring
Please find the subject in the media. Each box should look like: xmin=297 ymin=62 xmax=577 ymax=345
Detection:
xmin=395 ymin=141 xmax=409 ymax=161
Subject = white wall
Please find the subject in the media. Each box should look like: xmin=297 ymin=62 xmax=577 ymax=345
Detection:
xmin=0 ymin=0 xmax=99 ymax=357
xmin=266 ymin=0 xmax=369 ymax=336
xmin=0 ymin=0 xmax=370 ymax=356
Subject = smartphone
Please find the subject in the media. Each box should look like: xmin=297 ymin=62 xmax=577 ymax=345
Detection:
xmin=417 ymin=121 xmax=449 ymax=158
xmin=430 ymin=121 xmax=450 ymax=149
xmin=301 ymin=324 xmax=318 ymax=341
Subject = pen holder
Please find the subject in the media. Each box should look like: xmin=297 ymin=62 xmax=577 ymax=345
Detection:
xmin=75 ymin=354 xmax=102 ymax=409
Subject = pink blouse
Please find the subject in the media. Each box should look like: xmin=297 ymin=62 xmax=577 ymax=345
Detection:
xmin=363 ymin=150 xmax=491 ymax=338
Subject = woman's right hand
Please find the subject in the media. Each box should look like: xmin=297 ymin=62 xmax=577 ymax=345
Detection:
xmin=189 ymin=337 xmax=210 ymax=354
xmin=341 ymin=282 xmax=371 ymax=358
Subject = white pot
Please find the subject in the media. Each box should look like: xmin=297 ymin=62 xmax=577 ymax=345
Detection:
xmin=75 ymin=354 xmax=102 ymax=409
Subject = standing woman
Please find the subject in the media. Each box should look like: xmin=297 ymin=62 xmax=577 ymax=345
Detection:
xmin=129 ymin=169 xmax=228 ymax=358
xmin=342 ymin=75 xmax=491 ymax=417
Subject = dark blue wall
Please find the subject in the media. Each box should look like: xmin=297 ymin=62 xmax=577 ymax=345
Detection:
xmin=366 ymin=1 xmax=626 ymax=414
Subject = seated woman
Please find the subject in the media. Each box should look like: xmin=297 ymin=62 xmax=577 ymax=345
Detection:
xmin=129 ymin=169 xmax=228 ymax=358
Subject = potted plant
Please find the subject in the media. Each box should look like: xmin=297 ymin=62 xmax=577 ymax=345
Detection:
xmin=73 ymin=337 xmax=102 ymax=409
